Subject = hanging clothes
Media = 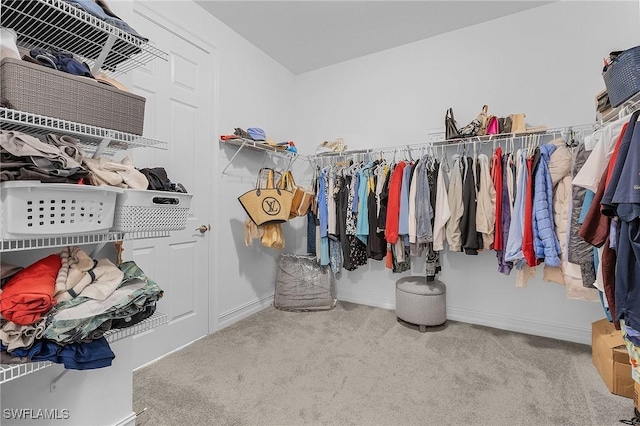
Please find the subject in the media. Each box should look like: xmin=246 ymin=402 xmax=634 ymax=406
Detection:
xmin=533 ymin=143 xmax=561 ymax=267
xmin=567 ymin=144 xmax=596 ymax=287
xmin=318 ymin=168 xmax=330 ymax=266
xmin=385 ymin=162 xmax=406 ymax=245
xmin=425 ymin=158 xmax=441 ymax=278
xmin=475 ymin=153 xmax=495 ymax=250
xmin=398 ymin=162 xmax=413 ymax=247
xmin=408 ymin=159 xmax=420 ymax=251
xmin=574 ymin=119 xmax=628 ymax=193
xmin=505 ymin=150 xmax=527 ymax=266
xmin=601 ymin=111 xmax=640 ymax=331
xmin=522 ymin=152 xmax=537 ymax=268
xmin=446 ymin=155 xmax=464 ymax=252
xmin=497 ymin=153 xmax=514 ymax=274
xmin=460 ymin=156 xmax=481 ymax=255
xmin=336 ymin=174 xmax=354 ymax=271
xmin=432 ymin=160 xmax=451 ymax=252
xmin=580 ymin=169 xmax=616 ymax=320
xmin=344 ymin=171 xmax=368 ymax=270
xmin=327 ymin=171 xmax=337 ymax=236
xmin=491 ymin=147 xmax=504 ymax=251
xmin=542 ymin=139 xmax=573 ymax=286
xmin=356 ymin=164 xmax=371 ymax=244
xmin=367 ymin=170 xmax=386 ymax=260
xmin=416 ymin=159 xmax=434 ymax=245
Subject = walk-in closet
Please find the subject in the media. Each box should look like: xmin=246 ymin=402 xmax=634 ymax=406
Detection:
xmin=1 ymin=1 xmax=640 ymax=425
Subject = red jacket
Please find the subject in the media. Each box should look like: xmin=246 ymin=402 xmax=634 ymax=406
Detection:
xmin=385 ymin=162 xmax=406 ymax=245
xmin=523 ymin=156 xmax=539 ymax=267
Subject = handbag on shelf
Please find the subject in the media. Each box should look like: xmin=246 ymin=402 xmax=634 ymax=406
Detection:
xmin=498 ymin=116 xmax=512 ymax=134
xmin=457 ymin=105 xmax=487 ymax=138
xmin=510 ymin=113 xmax=527 ymax=134
xmin=238 ymin=168 xmax=294 ymax=226
xmin=278 ymin=171 xmax=314 ymax=218
xmin=476 ymin=105 xmax=490 ymax=136
xmin=486 ymin=115 xmax=499 ymax=135
xmin=445 ymin=108 xmax=460 ymax=140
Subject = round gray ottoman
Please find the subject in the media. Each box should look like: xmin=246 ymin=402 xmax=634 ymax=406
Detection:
xmin=395 ymin=276 xmax=446 ymax=332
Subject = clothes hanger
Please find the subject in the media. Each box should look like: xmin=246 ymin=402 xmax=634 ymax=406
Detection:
xmin=406 ymin=146 xmax=414 ymax=163
xmin=441 ymin=147 xmax=450 ymax=174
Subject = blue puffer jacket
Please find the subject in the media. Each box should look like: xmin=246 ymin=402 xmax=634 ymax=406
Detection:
xmin=533 ymin=144 xmax=561 ymax=267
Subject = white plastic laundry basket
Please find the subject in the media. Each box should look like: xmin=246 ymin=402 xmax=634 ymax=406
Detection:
xmin=111 ymin=189 xmax=193 ymax=232
xmin=0 ymin=181 xmax=121 ymax=239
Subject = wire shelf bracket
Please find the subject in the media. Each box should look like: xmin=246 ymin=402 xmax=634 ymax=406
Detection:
xmin=219 ymin=138 xmax=299 ymax=175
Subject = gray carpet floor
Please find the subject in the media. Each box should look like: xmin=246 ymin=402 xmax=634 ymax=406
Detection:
xmin=133 ymin=302 xmax=634 ymax=426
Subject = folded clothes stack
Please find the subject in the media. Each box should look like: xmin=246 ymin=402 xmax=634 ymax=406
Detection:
xmin=0 ymin=251 xmax=163 ymax=370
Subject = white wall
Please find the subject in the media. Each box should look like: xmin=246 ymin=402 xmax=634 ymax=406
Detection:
xmin=292 ymin=1 xmax=639 ymax=344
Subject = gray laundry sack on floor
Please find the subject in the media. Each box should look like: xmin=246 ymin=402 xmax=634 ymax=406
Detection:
xmin=274 ymin=254 xmax=336 ymax=311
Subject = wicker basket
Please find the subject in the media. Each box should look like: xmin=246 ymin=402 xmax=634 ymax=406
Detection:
xmin=0 ymin=57 xmax=145 ymax=134
xmin=603 ymin=46 xmax=640 ymax=107
xmin=111 ymin=189 xmax=193 ymax=232
xmin=0 ymin=181 xmax=121 ymax=239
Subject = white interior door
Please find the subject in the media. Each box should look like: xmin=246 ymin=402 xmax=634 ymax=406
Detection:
xmin=126 ymin=5 xmax=215 ymax=367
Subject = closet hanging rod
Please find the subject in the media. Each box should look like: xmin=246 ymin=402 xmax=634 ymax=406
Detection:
xmin=306 ymin=124 xmax=592 ymax=162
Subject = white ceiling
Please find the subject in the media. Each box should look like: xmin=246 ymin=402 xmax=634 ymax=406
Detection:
xmin=195 ymin=1 xmax=553 ymax=74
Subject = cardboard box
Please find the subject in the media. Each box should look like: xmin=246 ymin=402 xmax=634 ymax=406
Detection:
xmin=592 ymin=318 xmax=635 ymax=398
xmin=634 ymin=380 xmax=640 ymax=411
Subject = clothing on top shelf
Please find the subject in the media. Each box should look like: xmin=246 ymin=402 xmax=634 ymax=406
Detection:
xmin=0 ymin=130 xmax=89 ymax=183
xmin=65 ymin=0 xmax=147 ymax=41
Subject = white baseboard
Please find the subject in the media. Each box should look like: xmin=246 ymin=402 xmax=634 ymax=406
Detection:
xmin=336 ymin=289 xmax=591 ymax=345
xmin=446 ymin=306 xmax=591 ymax=345
xmin=336 ymin=288 xmax=395 ymax=310
xmin=134 ymin=335 xmax=207 ymax=371
xmin=113 ymin=412 xmax=136 ymax=426
xmin=218 ymin=292 xmax=274 ymax=329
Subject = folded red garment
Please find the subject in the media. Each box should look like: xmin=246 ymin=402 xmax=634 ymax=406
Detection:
xmin=220 ymin=135 xmax=239 ymax=140
xmin=0 ymin=254 xmax=60 ymax=325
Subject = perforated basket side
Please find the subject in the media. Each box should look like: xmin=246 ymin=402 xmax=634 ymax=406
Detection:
xmin=0 ymin=183 xmax=118 ymax=238
xmin=603 ymin=46 xmax=640 ymax=107
xmin=111 ymin=206 xmax=189 ymax=232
